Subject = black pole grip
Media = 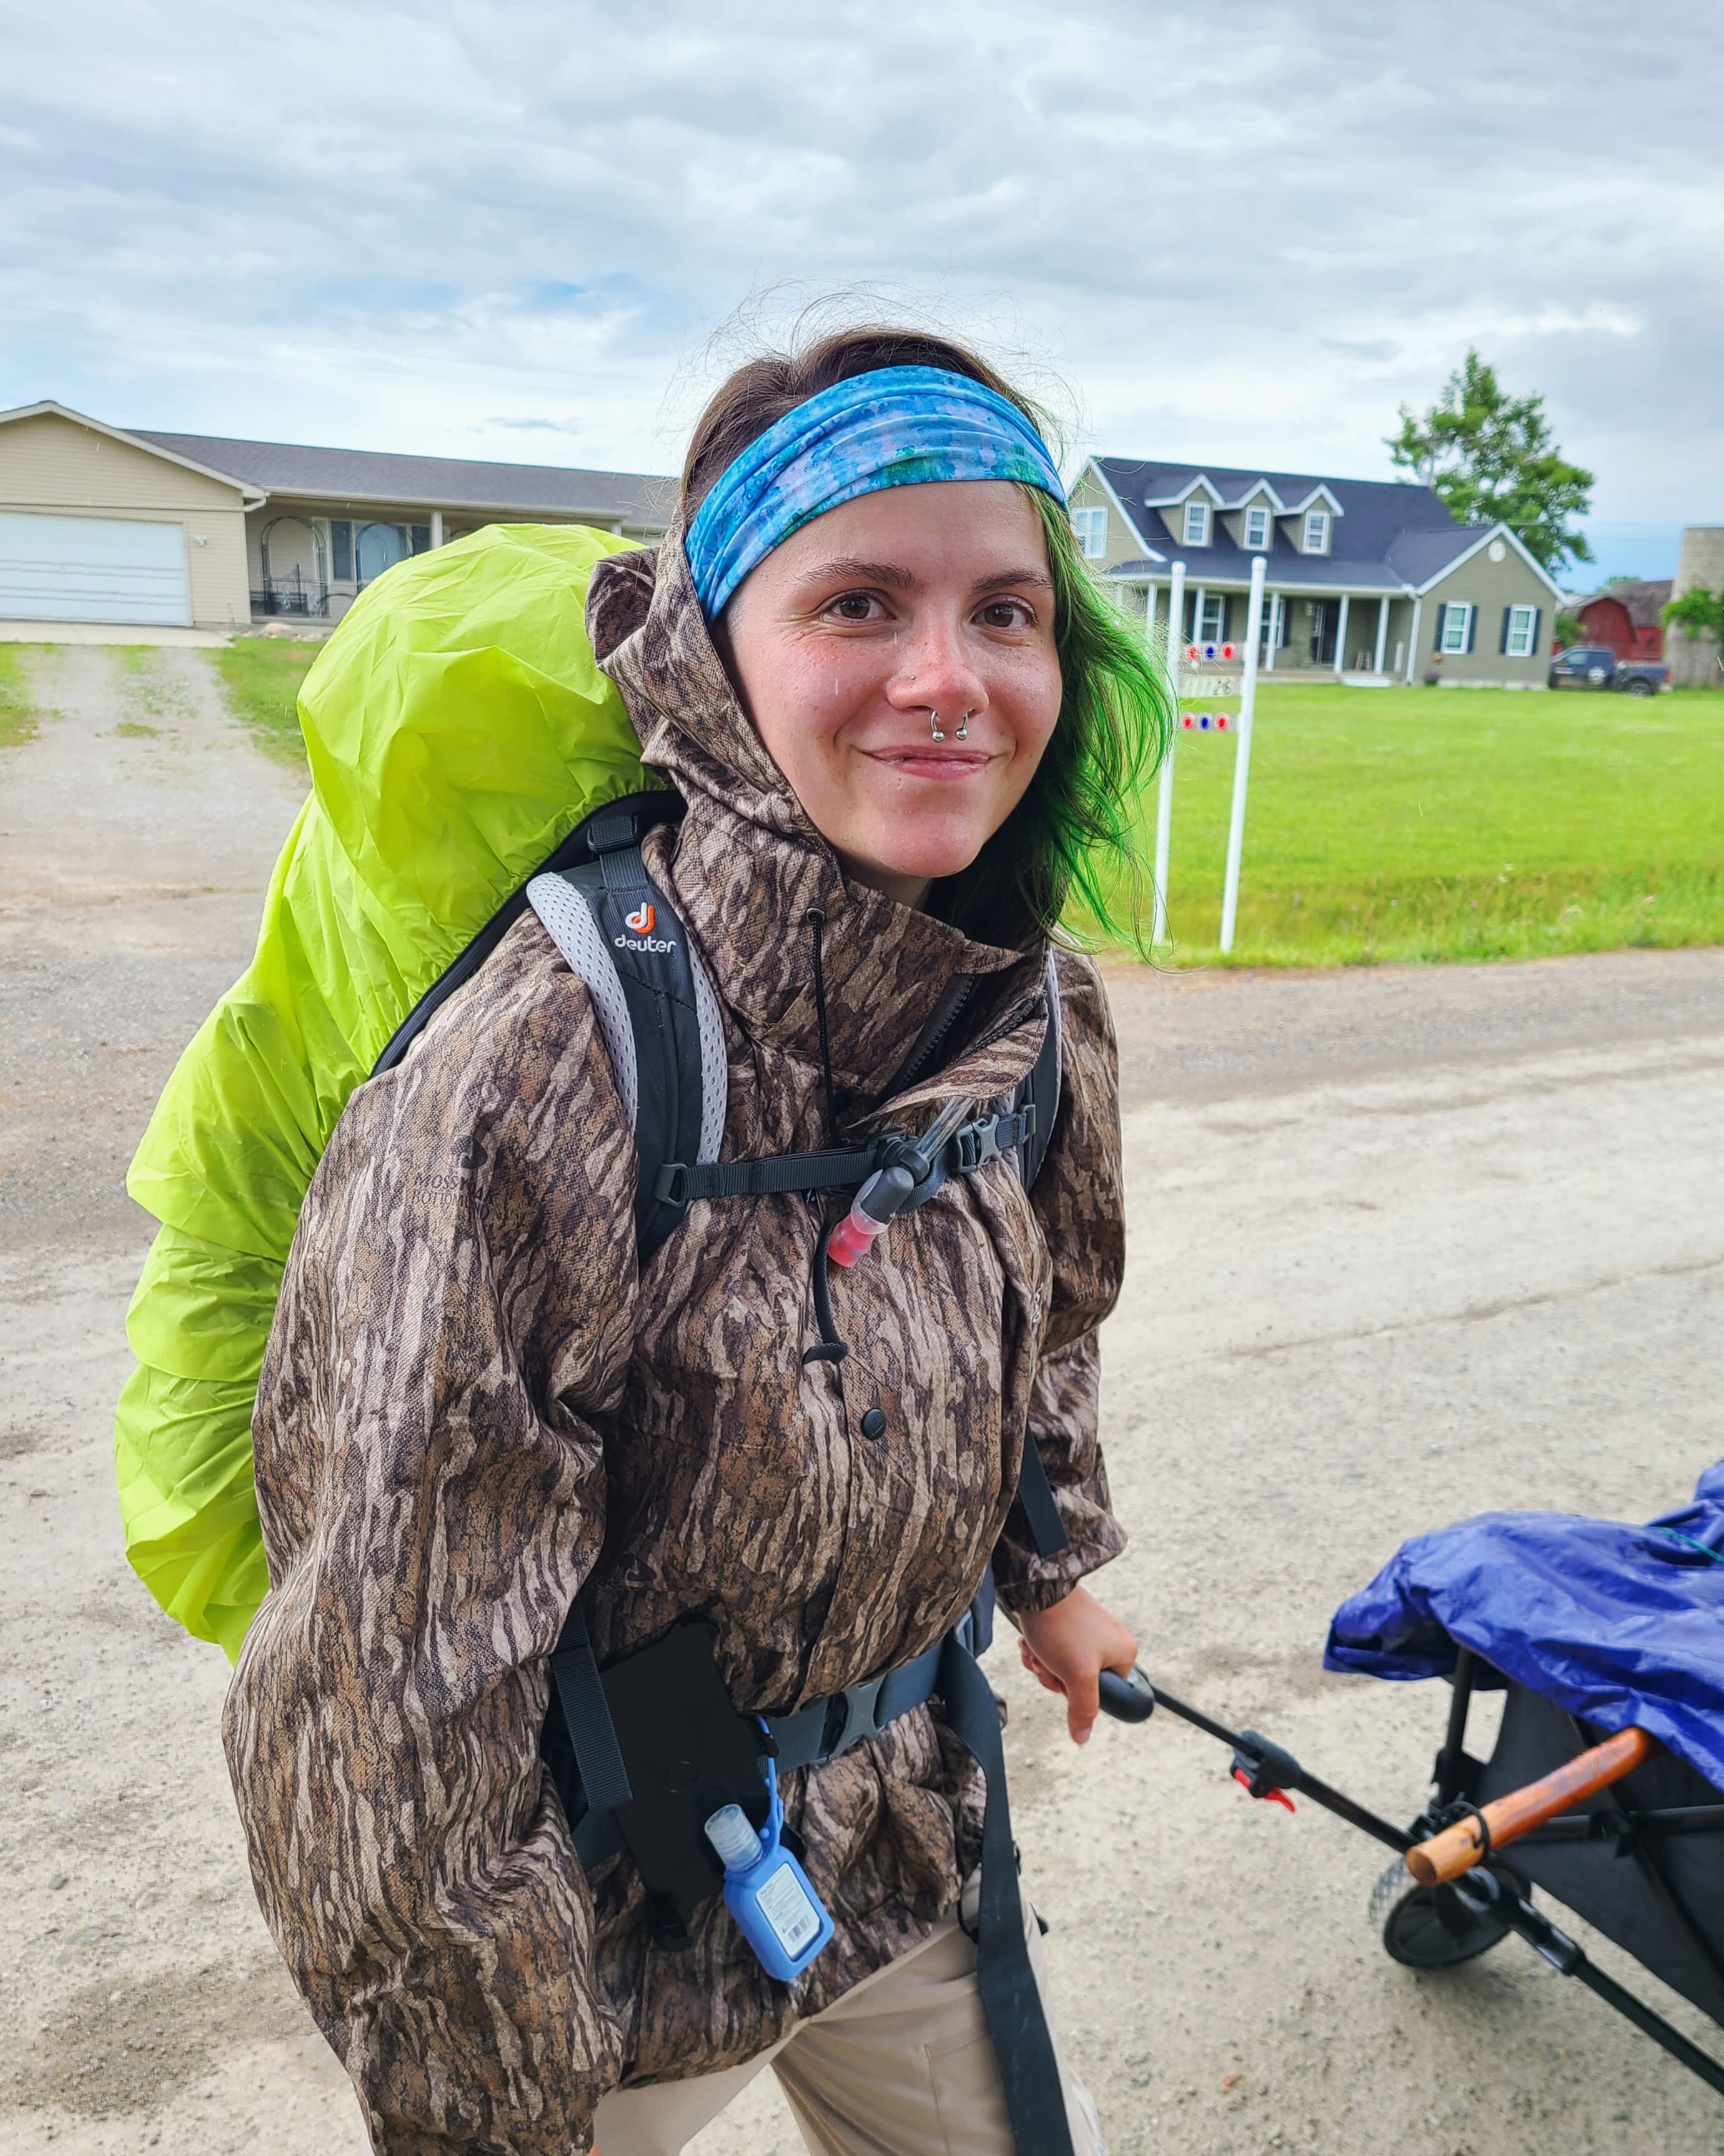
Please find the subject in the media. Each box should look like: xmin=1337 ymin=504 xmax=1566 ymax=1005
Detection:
xmin=1098 ymin=1667 xmax=1156 ymax=1723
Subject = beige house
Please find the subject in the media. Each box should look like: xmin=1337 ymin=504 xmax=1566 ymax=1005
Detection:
xmin=0 ymin=400 xmax=671 ymax=638
xmin=1069 ymin=456 xmax=1563 ymax=688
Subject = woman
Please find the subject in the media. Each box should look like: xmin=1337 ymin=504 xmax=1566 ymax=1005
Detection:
xmin=225 ymin=326 xmax=1169 ymax=2156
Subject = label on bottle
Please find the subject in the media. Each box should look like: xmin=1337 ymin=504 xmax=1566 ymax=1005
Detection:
xmin=755 ymin=1861 xmax=824 ymax=1957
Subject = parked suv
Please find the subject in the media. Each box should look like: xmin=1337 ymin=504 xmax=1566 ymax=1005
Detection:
xmin=1548 ymin=646 xmax=1670 ymax=695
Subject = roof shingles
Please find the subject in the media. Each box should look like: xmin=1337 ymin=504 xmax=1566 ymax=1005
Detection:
xmin=131 ymin=429 xmax=673 ymax=527
xmin=1096 ymin=456 xmax=1490 ymax=593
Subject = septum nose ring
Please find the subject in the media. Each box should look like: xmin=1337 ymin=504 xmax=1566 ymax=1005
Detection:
xmin=907 ymin=681 xmax=969 ymax=742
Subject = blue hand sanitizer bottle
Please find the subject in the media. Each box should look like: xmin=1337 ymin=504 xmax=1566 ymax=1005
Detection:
xmin=704 ymin=1752 xmax=835 ymax=1984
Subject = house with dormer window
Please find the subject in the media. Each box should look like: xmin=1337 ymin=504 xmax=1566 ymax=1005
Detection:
xmin=1068 ymin=457 xmax=1562 ymax=687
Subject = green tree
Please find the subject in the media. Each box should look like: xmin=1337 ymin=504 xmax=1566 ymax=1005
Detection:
xmin=1387 ymin=349 xmax=1594 ymax=573
xmin=1661 ymin=586 xmax=1724 ymax=642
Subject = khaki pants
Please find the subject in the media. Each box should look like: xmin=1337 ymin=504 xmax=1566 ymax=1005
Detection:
xmin=593 ymin=1903 xmax=1104 ymax=2156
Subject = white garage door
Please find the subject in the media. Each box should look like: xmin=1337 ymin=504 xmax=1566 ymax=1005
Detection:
xmin=0 ymin=512 xmax=190 ymax=625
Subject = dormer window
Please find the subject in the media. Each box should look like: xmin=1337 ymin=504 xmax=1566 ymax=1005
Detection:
xmin=1302 ymin=509 xmax=1330 ymax=555
xmin=1182 ymin=499 xmax=1211 ymax=547
xmin=1069 ymin=505 xmax=1107 ymax=560
xmin=1244 ymin=504 xmax=1271 ymax=550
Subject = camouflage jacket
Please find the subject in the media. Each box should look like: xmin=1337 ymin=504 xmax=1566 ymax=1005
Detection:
xmin=224 ymin=532 xmax=1127 ymax=2152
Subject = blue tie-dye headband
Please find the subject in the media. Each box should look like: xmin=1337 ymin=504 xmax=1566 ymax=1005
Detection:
xmin=683 ymin=364 xmax=1067 ymax=618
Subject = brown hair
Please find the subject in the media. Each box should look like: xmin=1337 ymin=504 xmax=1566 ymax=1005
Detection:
xmin=680 ymin=325 xmax=1054 ymax=522
xmin=680 ymin=322 xmax=1169 ymax=950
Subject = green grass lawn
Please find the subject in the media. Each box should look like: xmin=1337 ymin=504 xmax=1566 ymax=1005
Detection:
xmin=209 ymin=635 xmax=322 ymax=769
xmin=0 ymin=645 xmax=44 ymax=748
xmin=197 ymin=640 xmax=1723 ymax=969
xmin=1114 ymin=683 xmax=1724 ymax=966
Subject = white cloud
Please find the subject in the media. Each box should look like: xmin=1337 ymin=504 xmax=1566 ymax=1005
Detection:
xmin=1 ymin=0 xmax=1717 ymax=544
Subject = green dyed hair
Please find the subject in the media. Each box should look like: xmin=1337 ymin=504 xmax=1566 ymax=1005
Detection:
xmin=939 ymin=491 xmax=1172 ymax=953
xmin=683 ymin=319 xmax=1172 ymax=950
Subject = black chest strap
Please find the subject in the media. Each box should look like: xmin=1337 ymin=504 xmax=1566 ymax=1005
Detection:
xmin=650 ymin=1101 xmax=1037 ymax=1213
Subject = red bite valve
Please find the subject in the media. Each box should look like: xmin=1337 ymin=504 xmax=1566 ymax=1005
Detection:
xmin=826 ymin=1166 xmax=916 ymax=1267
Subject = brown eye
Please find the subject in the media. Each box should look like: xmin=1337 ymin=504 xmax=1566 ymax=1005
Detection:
xmin=830 ymin=592 xmax=878 ymax=621
xmin=980 ymin=600 xmax=1028 ymax=629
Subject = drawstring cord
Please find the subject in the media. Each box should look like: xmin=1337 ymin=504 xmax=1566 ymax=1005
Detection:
xmin=803 ymin=907 xmax=849 ymax=1368
xmin=805 ymin=907 xmax=840 ymax=1149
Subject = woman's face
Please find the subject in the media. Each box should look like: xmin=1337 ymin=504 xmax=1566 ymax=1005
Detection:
xmin=718 ymin=480 xmax=1063 ymax=911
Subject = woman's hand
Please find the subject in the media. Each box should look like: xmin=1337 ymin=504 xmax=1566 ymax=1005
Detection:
xmin=1016 ymin=1586 xmax=1139 ymax=1746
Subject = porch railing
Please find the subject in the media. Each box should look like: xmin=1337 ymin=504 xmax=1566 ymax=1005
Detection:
xmin=251 ymin=569 xmax=329 ymax=618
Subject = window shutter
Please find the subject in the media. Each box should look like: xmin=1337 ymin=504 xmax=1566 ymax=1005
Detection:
xmin=1530 ymin=607 xmax=1542 ymax=655
xmin=1434 ymin=603 xmax=1447 ymax=652
xmin=1465 ymin=605 xmax=1477 ymax=653
xmin=1500 ymin=607 xmax=1512 ymax=655
xmin=330 ymin=520 xmax=353 ymax=580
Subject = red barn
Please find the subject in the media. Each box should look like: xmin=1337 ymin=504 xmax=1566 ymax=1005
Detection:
xmin=1573 ymin=579 xmax=1672 ymax=662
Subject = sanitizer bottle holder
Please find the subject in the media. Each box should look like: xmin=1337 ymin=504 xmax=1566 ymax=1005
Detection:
xmin=705 ymin=1746 xmax=835 ymax=1984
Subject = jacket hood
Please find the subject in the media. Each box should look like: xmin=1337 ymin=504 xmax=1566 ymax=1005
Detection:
xmin=588 ymin=527 xmax=1047 ymax=1110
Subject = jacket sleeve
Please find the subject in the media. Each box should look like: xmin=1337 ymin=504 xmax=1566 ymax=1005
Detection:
xmin=993 ymin=950 xmax=1128 ymax=1615
xmin=222 ymin=919 xmax=637 ymax=2156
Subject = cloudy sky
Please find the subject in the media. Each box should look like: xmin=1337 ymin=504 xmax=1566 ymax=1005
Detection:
xmin=5 ymin=0 xmax=1718 ymax=579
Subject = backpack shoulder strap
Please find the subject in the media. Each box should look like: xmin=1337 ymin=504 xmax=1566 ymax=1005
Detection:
xmin=369 ymin=789 xmax=721 ymax=1264
xmin=1008 ymin=952 xmax=1069 ymax=1559
xmin=528 ymin=833 xmax=725 ymax=1262
xmin=1014 ymin=951 xmax=1063 ymax=1191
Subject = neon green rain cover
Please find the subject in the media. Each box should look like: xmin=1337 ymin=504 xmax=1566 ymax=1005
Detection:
xmin=116 ymin=523 xmax=653 ymax=1658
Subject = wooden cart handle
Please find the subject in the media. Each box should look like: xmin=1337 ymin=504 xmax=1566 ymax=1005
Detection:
xmin=1406 ymin=1726 xmax=1655 ymax=1885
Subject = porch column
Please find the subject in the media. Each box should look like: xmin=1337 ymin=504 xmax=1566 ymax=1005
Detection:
xmin=1142 ymin=580 xmax=1158 ymax=647
xmin=1374 ymin=594 xmax=1390 ymax=675
xmin=1192 ymin=586 xmax=1207 ymax=648
xmin=430 ymin=509 xmax=444 ymax=547
xmin=1405 ymin=597 xmax=1423 ymax=683
xmin=1333 ymin=592 xmax=1350 ymax=675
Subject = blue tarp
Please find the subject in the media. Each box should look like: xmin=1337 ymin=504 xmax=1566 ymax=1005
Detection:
xmin=1325 ymin=1461 xmax=1724 ymax=1792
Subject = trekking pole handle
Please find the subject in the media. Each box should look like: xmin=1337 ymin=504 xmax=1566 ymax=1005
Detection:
xmin=1097 ymin=1667 xmax=1156 ymax=1723
xmin=1407 ymin=1726 xmax=1656 ymax=1885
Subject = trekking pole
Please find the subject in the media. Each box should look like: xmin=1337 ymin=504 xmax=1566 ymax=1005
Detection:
xmin=1406 ymin=1726 xmax=1656 ymax=1884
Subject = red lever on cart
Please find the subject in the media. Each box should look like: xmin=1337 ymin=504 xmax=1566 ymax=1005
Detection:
xmin=1233 ymin=1767 xmax=1295 ymax=1812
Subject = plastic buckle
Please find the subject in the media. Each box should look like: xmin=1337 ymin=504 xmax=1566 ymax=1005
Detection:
xmin=826 ymin=1672 xmax=891 ymax=1757
xmin=653 ymin=1161 xmax=691 ymax=1206
xmin=954 ymin=1117 xmax=1003 ymax=1173
xmin=587 ymin=810 xmax=642 ymax=855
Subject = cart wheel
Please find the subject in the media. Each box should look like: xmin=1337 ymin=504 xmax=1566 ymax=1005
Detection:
xmin=1369 ymin=1860 xmax=1515 ymax=1969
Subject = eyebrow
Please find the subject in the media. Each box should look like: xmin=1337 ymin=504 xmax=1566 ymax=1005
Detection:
xmin=787 ymin=558 xmax=1055 ymax=600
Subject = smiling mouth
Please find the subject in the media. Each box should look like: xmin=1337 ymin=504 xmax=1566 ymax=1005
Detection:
xmin=865 ymin=747 xmax=993 ymax=780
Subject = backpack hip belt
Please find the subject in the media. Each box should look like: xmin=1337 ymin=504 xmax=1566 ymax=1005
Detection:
xmin=546 ymin=1581 xmax=1075 ymax=2156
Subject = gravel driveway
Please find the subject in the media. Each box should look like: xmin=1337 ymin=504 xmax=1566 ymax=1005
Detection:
xmin=2 ymin=643 xmax=1722 ymax=2156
